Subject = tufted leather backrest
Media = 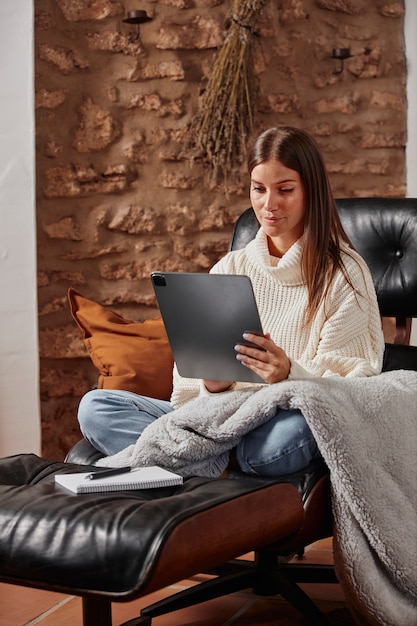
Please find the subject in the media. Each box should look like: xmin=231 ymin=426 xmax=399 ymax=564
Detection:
xmin=229 ymin=206 xmax=259 ymax=252
xmin=229 ymin=198 xmax=417 ymax=360
xmin=336 ymin=198 xmax=417 ymax=319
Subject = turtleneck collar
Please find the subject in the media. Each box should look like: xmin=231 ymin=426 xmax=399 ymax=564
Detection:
xmin=246 ymin=227 xmax=305 ymax=285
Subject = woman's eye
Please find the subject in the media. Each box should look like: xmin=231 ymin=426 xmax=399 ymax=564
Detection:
xmin=280 ymin=188 xmax=294 ymax=193
xmin=252 ymin=186 xmax=265 ymax=193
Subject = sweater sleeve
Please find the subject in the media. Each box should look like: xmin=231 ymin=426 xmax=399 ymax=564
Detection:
xmin=288 ymin=255 xmax=385 ymax=380
xmin=170 ymin=363 xmax=261 ymax=408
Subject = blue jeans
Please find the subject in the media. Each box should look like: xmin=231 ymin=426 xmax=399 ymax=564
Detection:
xmin=78 ymin=389 xmax=320 ymax=477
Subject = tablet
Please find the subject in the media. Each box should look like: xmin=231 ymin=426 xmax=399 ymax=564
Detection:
xmin=151 ymin=272 xmax=264 ymax=383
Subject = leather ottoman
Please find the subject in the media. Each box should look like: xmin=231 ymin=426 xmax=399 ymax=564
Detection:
xmin=0 ymin=453 xmax=305 ymax=626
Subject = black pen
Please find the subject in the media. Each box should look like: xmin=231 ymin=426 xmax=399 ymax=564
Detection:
xmin=85 ymin=467 xmax=132 ymax=481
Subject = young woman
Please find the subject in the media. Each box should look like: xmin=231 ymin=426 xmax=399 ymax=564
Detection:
xmin=78 ymin=126 xmax=385 ymax=476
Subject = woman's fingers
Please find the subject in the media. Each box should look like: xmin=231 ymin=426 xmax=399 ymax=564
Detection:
xmin=235 ymin=332 xmax=290 ymax=383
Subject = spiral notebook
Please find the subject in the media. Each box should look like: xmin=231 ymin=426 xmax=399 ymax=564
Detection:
xmin=54 ymin=466 xmax=183 ymax=494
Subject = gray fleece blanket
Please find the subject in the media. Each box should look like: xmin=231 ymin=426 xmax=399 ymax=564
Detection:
xmin=97 ymin=370 xmax=417 ymax=626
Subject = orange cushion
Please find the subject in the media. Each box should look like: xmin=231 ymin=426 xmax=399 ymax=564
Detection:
xmin=68 ymin=288 xmax=174 ymax=400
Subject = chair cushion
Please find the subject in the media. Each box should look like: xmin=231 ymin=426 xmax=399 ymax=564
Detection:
xmin=68 ymin=288 xmax=174 ymax=400
xmin=382 ymin=342 xmax=417 ymax=371
xmin=0 ymin=454 xmax=304 ymax=599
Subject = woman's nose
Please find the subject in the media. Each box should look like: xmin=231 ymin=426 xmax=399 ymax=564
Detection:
xmin=263 ymin=192 xmax=277 ymax=212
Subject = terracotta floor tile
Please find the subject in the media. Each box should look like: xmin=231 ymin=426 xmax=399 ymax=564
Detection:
xmin=0 ymin=583 xmax=68 ymax=626
xmin=308 ymin=537 xmax=333 ymax=551
xmin=25 ymin=596 xmax=81 ymax=626
xmin=226 ymin=595 xmax=323 ymax=625
xmin=136 ymin=594 xmax=251 ymax=625
xmin=300 ymin=581 xmax=346 ymax=603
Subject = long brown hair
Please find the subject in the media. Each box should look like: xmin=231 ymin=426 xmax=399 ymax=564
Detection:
xmin=247 ymin=126 xmax=353 ymax=325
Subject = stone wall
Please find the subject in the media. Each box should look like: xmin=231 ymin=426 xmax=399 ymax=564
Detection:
xmin=35 ymin=0 xmax=406 ymax=460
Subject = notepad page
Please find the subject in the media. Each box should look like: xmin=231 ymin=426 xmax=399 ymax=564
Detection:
xmin=54 ymin=466 xmax=183 ymax=493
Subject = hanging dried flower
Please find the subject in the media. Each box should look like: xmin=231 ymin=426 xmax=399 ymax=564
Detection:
xmin=192 ymin=0 xmax=266 ymax=184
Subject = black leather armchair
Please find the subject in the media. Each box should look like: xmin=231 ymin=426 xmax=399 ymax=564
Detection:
xmin=0 ymin=198 xmax=416 ymax=626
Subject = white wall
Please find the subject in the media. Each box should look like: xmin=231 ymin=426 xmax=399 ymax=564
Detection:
xmin=0 ymin=1 xmax=40 ymax=456
xmin=405 ymin=0 xmax=417 ymax=346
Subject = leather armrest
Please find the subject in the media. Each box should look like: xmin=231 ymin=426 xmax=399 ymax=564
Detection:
xmin=382 ymin=343 xmax=417 ymax=371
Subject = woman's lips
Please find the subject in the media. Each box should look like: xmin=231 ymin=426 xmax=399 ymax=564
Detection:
xmin=263 ymin=215 xmax=284 ymax=225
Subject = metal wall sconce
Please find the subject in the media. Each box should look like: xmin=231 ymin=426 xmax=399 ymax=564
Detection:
xmin=331 ymin=48 xmax=352 ymax=74
xmin=123 ymin=10 xmax=152 ymax=42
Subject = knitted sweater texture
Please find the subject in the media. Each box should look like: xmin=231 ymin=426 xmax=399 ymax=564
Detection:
xmin=170 ymin=228 xmax=385 ymax=408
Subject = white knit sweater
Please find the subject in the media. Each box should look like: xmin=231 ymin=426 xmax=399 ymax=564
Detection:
xmin=170 ymin=228 xmax=385 ymax=408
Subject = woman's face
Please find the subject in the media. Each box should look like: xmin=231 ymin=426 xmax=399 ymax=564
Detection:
xmin=250 ymin=159 xmax=306 ymax=258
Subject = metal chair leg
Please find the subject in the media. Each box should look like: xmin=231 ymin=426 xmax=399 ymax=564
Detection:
xmin=82 ymin=596 xmax=112 ymax=626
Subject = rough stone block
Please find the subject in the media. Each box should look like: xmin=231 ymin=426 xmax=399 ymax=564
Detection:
xmin=56 ymin=0 xmax=123 ymax=21
xmin=157 ymin=16 xmax=224 ymax=49
xmin=39 ymin=43 xmax=89 ymax=74
xmin=73 ymin=98 xmax=120 ymax=152
xmin=35 ymin=88 xmax=68 ymax=109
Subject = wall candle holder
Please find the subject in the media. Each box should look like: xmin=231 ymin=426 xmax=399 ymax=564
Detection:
xmin=123 ymin=10 xmax=152 ymax=41
xmin=331 ymin=48 xmax=352 ymax=74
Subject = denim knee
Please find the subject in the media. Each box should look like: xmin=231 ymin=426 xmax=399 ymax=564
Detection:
xmin=77 ymin=389 xmax=100 ymax=435
xmin=236 ymin=409 xmax=321 ymax=477
xmin=77 ymin=389 xmax=173 ymax=455
xmin=77 ymin=389 xmax=133 ymax=440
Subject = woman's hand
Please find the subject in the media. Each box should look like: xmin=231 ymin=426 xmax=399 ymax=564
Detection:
xmin=234 ymin=332 xmax=291 ymax=384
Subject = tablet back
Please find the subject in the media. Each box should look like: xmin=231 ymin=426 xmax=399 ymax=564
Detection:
xmin=151 ymin=272 xmax=264 ymax=383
